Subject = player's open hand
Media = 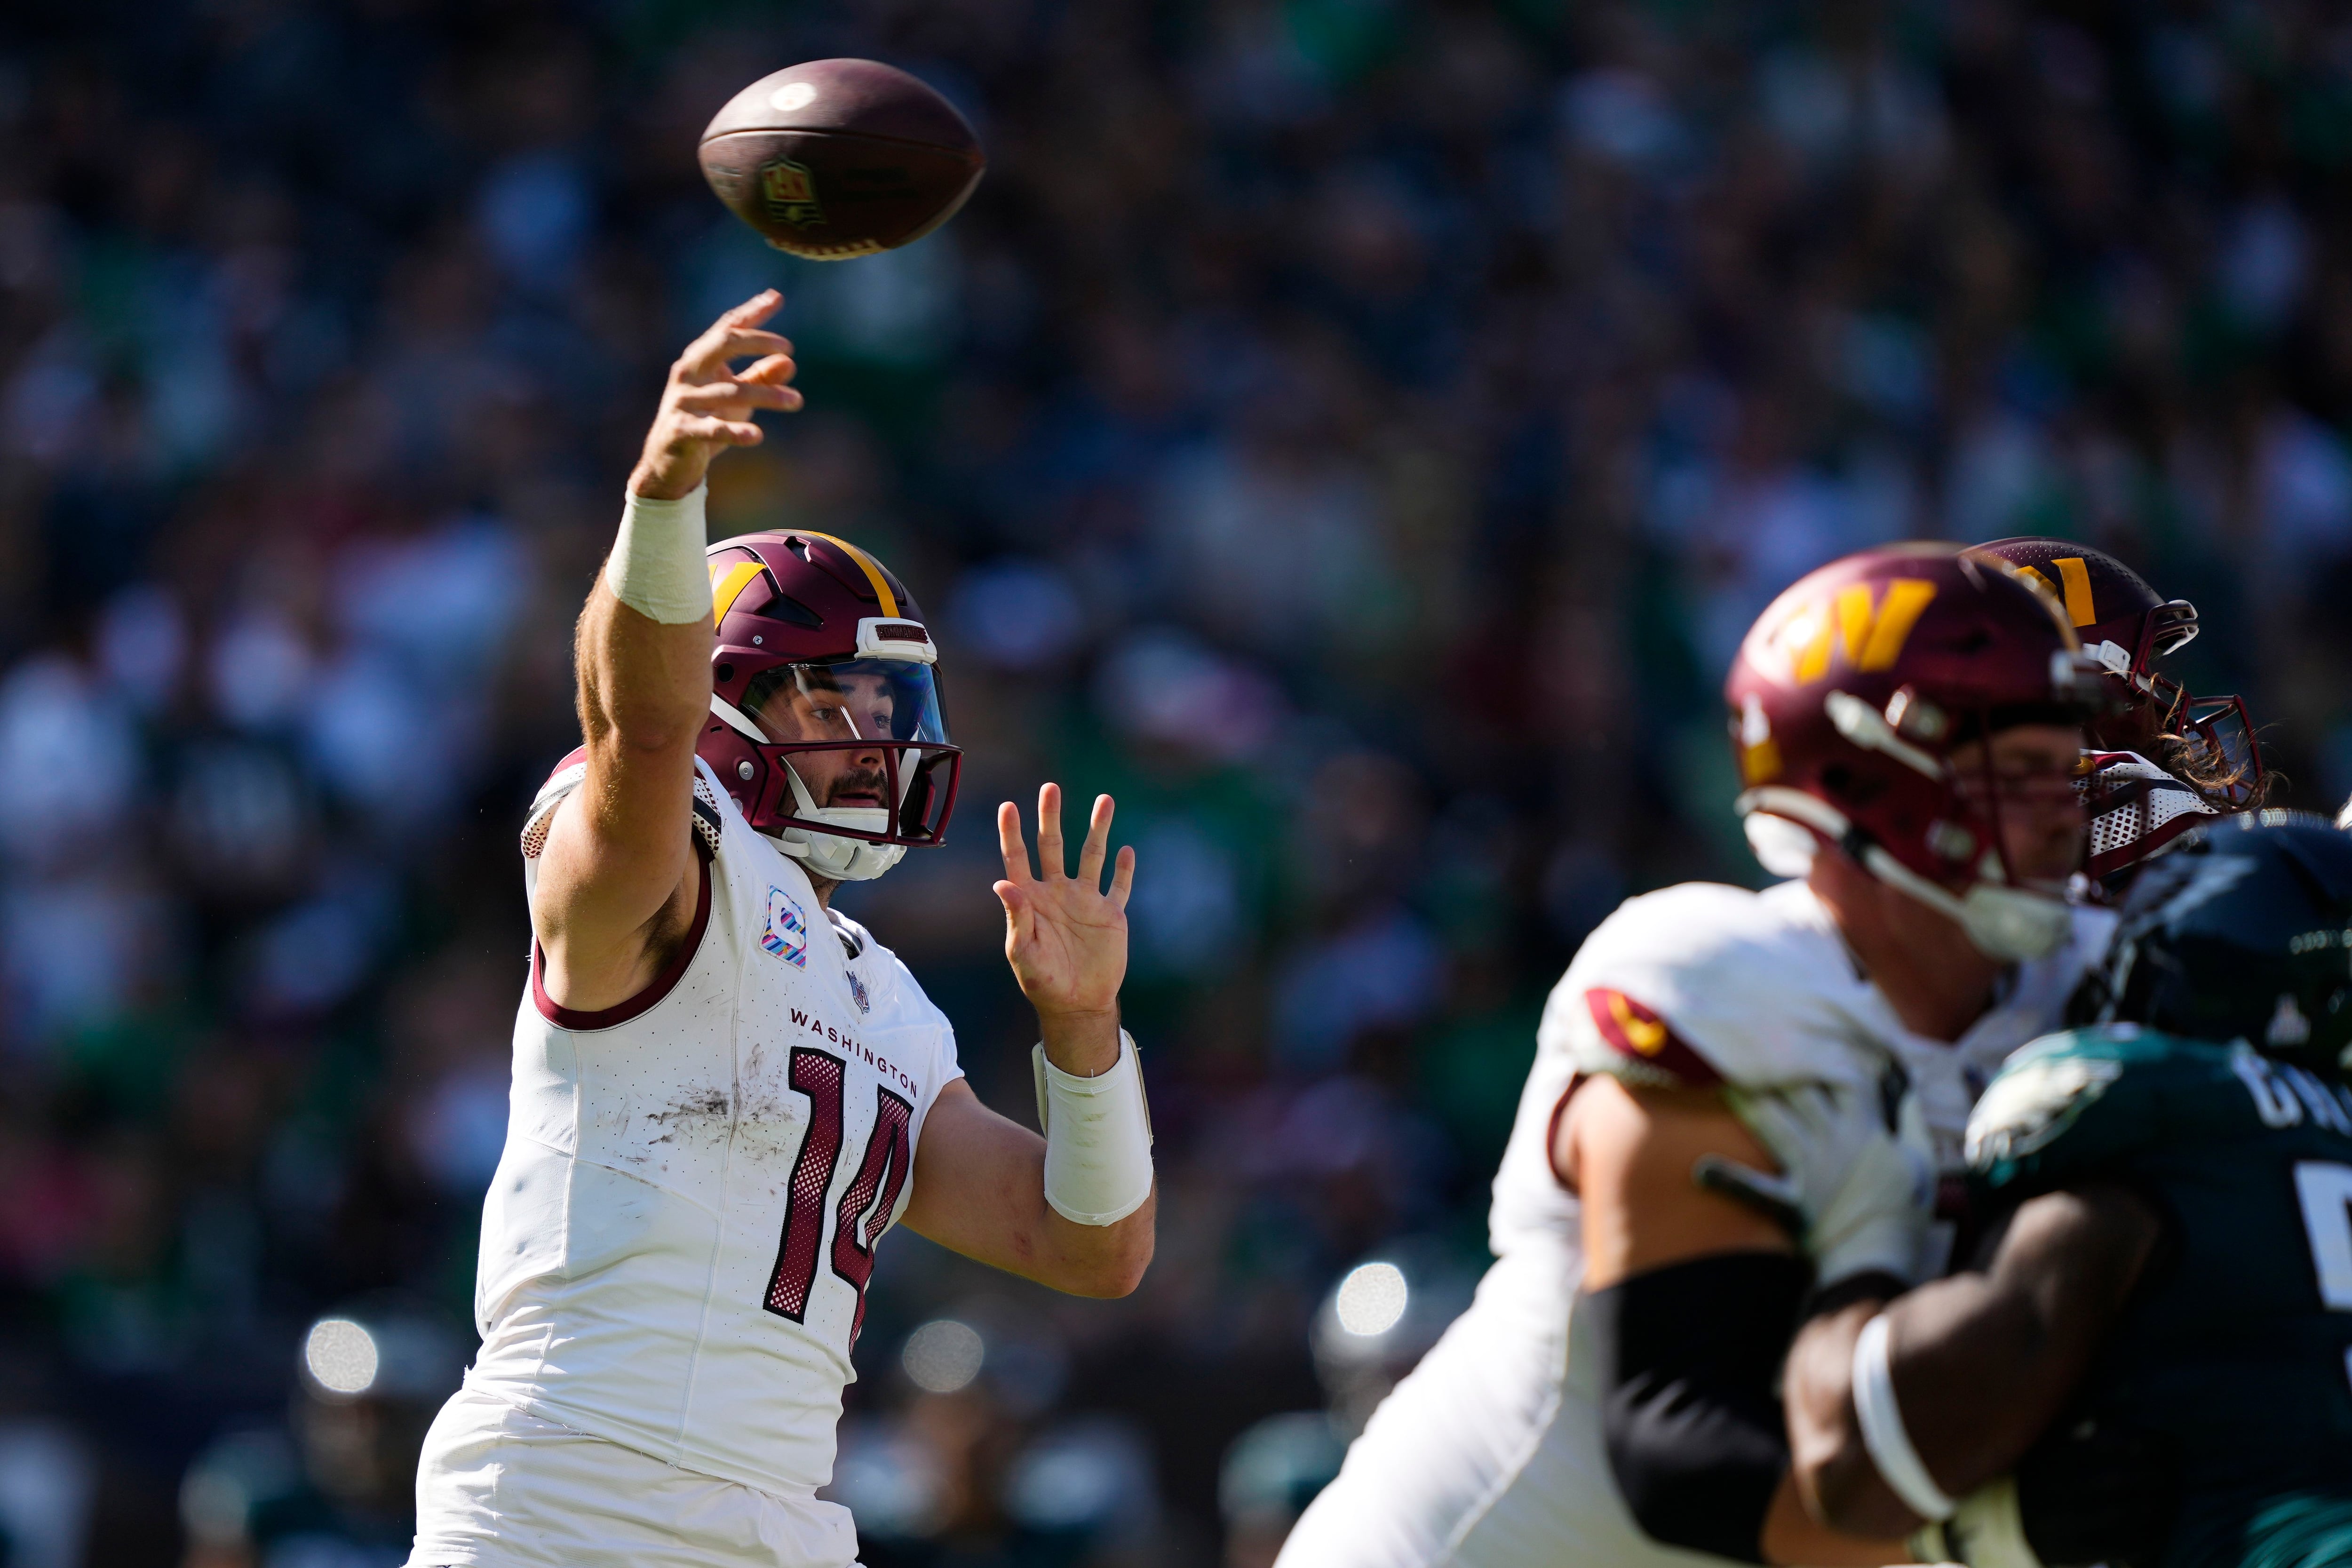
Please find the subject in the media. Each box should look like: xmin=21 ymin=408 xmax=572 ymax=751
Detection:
xmin=629 ymin=290 xmax=803 ymax=501
xmin=994 ymin=785 xmax=1135 ymax=1026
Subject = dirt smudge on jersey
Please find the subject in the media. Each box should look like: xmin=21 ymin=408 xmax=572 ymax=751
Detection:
xmin=733 ymin=1075 xmax=807 ymax=1160
xmin=643 ymin=1087 xmax=733 ymax=1149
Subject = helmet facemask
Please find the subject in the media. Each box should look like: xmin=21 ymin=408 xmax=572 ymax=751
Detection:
xmin=713 ymin=656 xmax=961 ymax=882
xmin=2078 ymin=596 xmax=2265 ymax=809
xmin=1936 ymin=701 xmax=2103 ymax=960
xmin=1749 ymin=673 xmax=2103 ymax=962
xmin=1969 ymin=542 xmax=2267 ymax=857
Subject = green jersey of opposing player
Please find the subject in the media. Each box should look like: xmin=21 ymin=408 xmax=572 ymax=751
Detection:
xmin=1783 ymin=814 xmax=2352 ymax=1568
xmin=1968 ymin=1023 xmax=2352 ymax=1567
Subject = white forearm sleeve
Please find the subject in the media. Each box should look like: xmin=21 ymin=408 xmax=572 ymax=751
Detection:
xmin=1032 ymin=1032 xmax=1154 ymax=1226
xmin=604 ymin=484 xmax=712 ymax=624
xmin=1853 ymin=1313 xmax=1957 ymax=1522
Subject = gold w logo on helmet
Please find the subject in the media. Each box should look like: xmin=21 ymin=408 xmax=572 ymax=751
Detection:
xmin=1763 ymin=579 xmax=1939 ymax=685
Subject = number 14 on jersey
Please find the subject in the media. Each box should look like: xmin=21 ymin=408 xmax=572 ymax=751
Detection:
xmin=765 ymin=1048 xmax=914 ymax=1347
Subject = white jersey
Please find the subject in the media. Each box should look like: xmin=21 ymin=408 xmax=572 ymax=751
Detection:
xmin=416 ymin=753 xmax=961 ymax=1560
xmin=1279 ymin=879 xmax=2113 ymax=1568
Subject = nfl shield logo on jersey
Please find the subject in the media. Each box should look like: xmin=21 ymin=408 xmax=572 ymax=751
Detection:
xmin=847 ymin=970 xmax=870 ymax=1012
xmin=762 ymin=886 xmax=810 ymax=967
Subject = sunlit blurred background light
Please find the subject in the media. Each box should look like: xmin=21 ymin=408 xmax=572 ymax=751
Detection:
xmin=902 ymin=1319 xmax=985 ymax=1393
xmin=1335 ymin=1262 xmax=1409 ymax=1337
xmin=302 ymin=1318 xmax=380 ymax=1397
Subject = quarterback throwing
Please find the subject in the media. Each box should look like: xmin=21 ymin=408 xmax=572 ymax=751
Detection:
xmin=406 ymin=292 xmax=1156 ymax=1568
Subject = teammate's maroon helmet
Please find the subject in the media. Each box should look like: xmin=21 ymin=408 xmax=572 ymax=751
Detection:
xmin=698 ymin=529 xmax=959 ymax=881
xmin=1968 ymin=537 xmax=2262 ymax=800
xmin=1726 ymin=544 xmax=2108 ymax=960
xmin=1969 ymin=537 xmax=2263 ymax=880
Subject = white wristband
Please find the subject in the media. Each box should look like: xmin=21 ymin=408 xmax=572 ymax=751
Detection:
xmin=1033 ymin=1032 xmax=1154 ymax=1226
xmin=1852 ymin=1313 xmax=1956 ymax=1522
xmin=605 ymin=483 xmax=713 ymax=625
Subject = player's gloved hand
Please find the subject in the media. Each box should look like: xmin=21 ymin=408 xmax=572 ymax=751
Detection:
xmin=1695 ymin=1081 xmax=1936 ymax=1286
xmin=1907 ymin=1477 xmax=2046 ymax=1568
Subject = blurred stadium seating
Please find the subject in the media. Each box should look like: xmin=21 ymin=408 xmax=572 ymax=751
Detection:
xmin=0 ymin=3 xmax=2349 ymax=1564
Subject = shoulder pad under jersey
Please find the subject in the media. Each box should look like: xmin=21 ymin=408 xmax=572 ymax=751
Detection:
xmin=825 ymin=907 xmax=868 ymax=961
xmin=1539 ymin=881 xmax=1880 ymax=1092
xmin=1968 ymin=1027 xmax=2352 ymax=1196
xmin=520 ymin=750 xmax=725 ymax=877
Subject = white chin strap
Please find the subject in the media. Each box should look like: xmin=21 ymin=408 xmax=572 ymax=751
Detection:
xmin=772 ymin=762 xmax=906 ymax=882
xmin=1736 ymin=786 xmax=2072 ymax=963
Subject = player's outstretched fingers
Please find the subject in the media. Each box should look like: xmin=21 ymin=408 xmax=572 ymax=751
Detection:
xmin=996 ymin=799 xmax=1033 ymax=885
xmin=1108 ymin=843 xmax=1136 ymax=913
xmin=679 ymin=294 xmax=773 ymax=364
xmin=675 ymin=415 xmax=763 ymax=447
xmin=674 ymin=381 xmax=795 ymax=413
xmin=991 ymin=876 xmax=1033 ymax=949
xmin=714 ymin=290 xmax=783 ymax=335
xmin=723 ymin=288 xmax=780 ymax=322
xmin=682 ymin=328 xmax=794 ymax=383
xmin=1035 ymin=782 xmax=1066 ymax=880
xmin=1076 ymin=793 xmax=1114 ymax=890
xmin=738 ymin=353 xmax=804 ymax=407
xmin=680 ymin=293 xmax=791 ymax=378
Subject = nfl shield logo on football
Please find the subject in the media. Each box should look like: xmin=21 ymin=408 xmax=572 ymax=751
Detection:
xmin=760 ymin=157 xmax=825 ymax=228
xmin=761 ymin=886 xmax=810 ymax=968
xmin=846 ymin=970 xmax=870 ymax=1013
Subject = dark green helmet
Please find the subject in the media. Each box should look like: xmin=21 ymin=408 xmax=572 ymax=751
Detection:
xmin=2073 ymin=812 xmax=2352 ymax=1080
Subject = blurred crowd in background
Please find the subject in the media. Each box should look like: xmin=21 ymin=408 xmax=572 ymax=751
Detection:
xmin=2 ymin=0 xmax=2352 ymax=1563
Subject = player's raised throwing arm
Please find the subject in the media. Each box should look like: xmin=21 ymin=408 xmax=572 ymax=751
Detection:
xmin=900 ymin=784 xmax=1155 ymax=1298
xmin=534 ymin=293 xmax=801 ymax=1012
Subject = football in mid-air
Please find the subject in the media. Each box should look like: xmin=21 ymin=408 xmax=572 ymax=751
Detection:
xmin=699 ymin=60 xmax=984 ymax=261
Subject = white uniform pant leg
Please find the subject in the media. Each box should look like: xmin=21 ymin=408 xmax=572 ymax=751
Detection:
xmin=408 ymin=1387 xmax=861 ymax=1568
xmin=1277 ymin=1259 xmax=1741 ymax=1568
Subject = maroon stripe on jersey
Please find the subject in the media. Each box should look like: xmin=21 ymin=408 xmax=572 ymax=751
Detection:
xmin=529 ymin=857 xmax=713 ymax=1031
xmin=766 ymin=1049 xmax=847 ymax=1321
xmin=1583 ymin=987 xmax=1722 ymax=1088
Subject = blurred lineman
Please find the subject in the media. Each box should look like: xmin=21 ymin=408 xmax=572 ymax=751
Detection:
xmin=1280 ymin=546 xmax=2117 ymax=1568
xmin=1787 ymin=815 xmax=2352 ymax=1568
xmin=406 ymin=293 xmax=1156 ymax=1568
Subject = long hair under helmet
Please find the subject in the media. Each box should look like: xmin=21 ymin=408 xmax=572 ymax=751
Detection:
xmin=1726 ymin=543 xmax=2111 ymax=962
xmin=1968 ymin=536 xmax=2265 ymax=881
xmin=696 ymin=530 xmax=959 ymax=881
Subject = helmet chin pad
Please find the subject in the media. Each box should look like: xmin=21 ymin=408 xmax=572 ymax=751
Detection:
xmin=1739 ymin=787 xmax=2073 ymax=963
xmin=766 ymin=820 xmax=906 ymax=881
xmin=772 ymin=765 xmax=906 ymax=882
xmin=1859 ymin=842 xmax=2073 ymax=962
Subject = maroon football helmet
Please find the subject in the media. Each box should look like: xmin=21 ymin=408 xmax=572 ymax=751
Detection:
xmin=1726 ymin=544 xmax=2109 ymax=960
xmin=1968 ymin=538 xmax=2261 ymax=797
xmin=698 ymin=529 xmax=959 ymax=881
xmin=1968 ymin=537 xmax=2263 ymax=880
